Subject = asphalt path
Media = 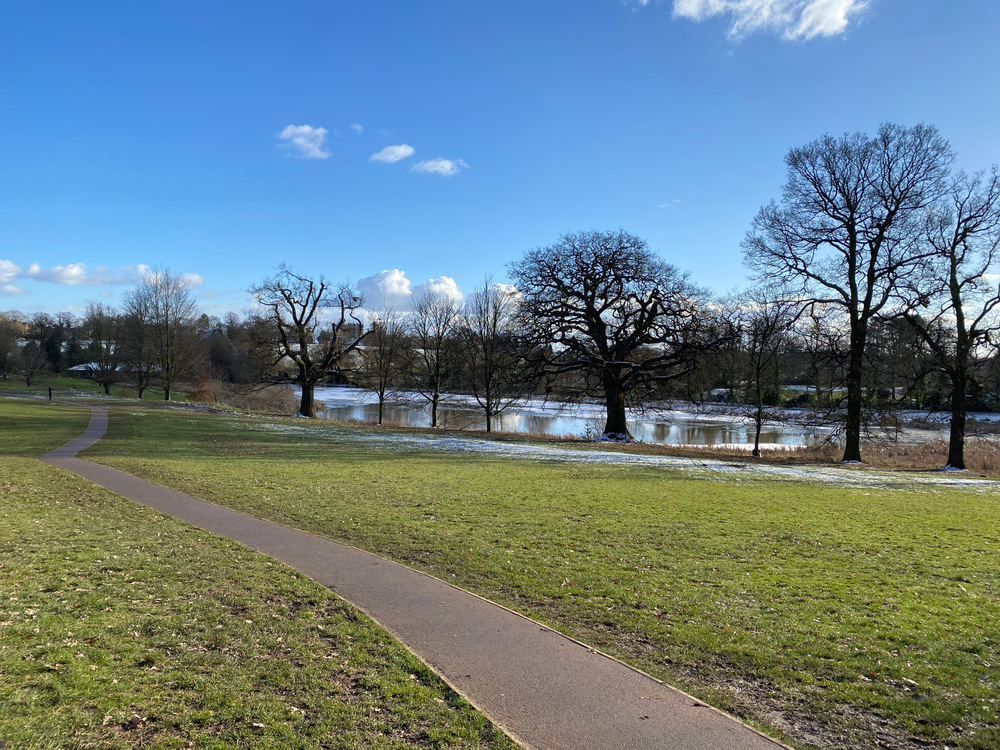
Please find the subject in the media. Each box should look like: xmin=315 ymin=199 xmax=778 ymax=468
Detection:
xmin=40 ymin=404 xmax=790 ymax=750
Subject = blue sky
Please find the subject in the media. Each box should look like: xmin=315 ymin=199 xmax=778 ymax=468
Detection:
xmin=1 ymin=0 xmax=997 ymax=317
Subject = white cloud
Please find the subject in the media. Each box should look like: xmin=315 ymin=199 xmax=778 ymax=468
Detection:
xmin=357 ymin=269 xmax=413 ymax=310
xmin=412 ymin=158 xmax=468 ymax=177
xmin=0 ymin=260 xmax=202 ymax=290
xmin=98 ymin=291 xmax=113 ymax=298
xmin=350 ymin=124 xmax=364 ymax=134
xmin=369 ymin=144 xmax=416 ymax=164
xmin=24 ymin=262 xmax=89 ymax=285
xmin=0 ymin=260 xmax=20 ymax=285
xmin=380 ymin=129 xmax=394 ymax=136
xmin=671 ymin=0 xmax=866 ymax=40
xmin=983 ymin=273 xmax=1000 ymax=283
xmin=412 ymin=276 xmax=464 ymax=305
xmin=357 ymin=270 xmax=465 ymax=311
xmin=278 ymin=124 xmax=332 ymax=159
xmin=1 ymin=284 xmax=28 ymax=296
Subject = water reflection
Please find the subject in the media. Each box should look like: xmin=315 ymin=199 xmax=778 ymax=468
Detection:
xmin=310 ymin=389 xmax=827 ymax=447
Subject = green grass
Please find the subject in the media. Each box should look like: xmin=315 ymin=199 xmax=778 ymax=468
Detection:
xmin=0 ymin=400 xmax=517 ymax=750
xmin=79 ymin=407 xmax=1000 ymax=750
xmin=0 ymin=375 xmax=186 ymax=401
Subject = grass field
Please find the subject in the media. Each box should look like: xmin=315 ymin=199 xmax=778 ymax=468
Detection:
xmin=0 ymin=375 xmax=186 ymax=401
xmin=75 ymin=405 xmax=1000 ymax=750
xmin=0 ymin=400 xmax=516 ymax=750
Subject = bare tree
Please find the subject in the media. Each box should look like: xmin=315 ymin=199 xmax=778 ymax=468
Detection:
xmin=509 ymin=229 xmax=717 ymax=440
xmin=357 ymin=307 xmax=407 ymax=425
xmin=409 ymin=291 xmax=461 ymax=427
xmin=30 ymin=312 xmax=64 ymax=372
xmin=16 ymin=341 xmax=49 ymax=387
xmin=249 ymin=265 xmax=367 ymax=418
xmin=82 ymin=302 xmax=122 ymax=395
xmin=206 ymin=310 xmax=278 ymax=405
xmin=458 ymin=277 xmax=534 ymax=433
xmin=143 ymin=269 xmax=202 ymax=400
xmin=901 ymin=168 xmax=1000 ymax=469
xmin=743 ymin=123 xmax=953 ymax=462
xmin=120 ymin=285 xmax=156 ymax=398
xmin=728 ymin=285 xmax=800 ymax=456
xmin=0 ymin=312 xmax=21 ymax=380
xmin=785 ymin=303 xmax=847 ymax=412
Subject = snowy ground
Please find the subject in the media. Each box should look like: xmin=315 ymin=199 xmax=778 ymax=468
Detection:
xmin=235 ymin=416 xmax=1000 ymax=493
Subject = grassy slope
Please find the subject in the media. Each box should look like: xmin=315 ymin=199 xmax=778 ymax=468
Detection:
xmin=0 ymin=400 xmax=516 ymax=750
xmin=82 ymin=407 xmax=1000 ymax=750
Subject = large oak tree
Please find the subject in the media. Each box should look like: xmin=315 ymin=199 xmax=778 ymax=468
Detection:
xmin=509 ymin=229 xmax=715 ymax=440
xmin=250 ymin=265 xmax=367 ymax=418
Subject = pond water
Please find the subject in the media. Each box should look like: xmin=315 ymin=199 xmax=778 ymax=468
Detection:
xmin=309 ymin=386 xmax=833 ymax=448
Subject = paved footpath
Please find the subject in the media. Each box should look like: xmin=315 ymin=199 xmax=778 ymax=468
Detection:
xmin=42 ymin=405 xmax=790 ymax=750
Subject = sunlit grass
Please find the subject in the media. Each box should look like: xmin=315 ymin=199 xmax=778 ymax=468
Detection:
xmin=80 ymin=406 xmax=1000 ymax=750
xmin=0 ymin=400 xmax=516 ymax=750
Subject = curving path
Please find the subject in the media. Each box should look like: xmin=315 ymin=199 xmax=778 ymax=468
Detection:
xmin=41 ymin=405 xmax=789 ymax=750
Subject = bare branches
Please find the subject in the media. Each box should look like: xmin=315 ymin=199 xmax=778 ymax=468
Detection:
xmin=248 ymin=265 xmax=366 ymax=417
xmin=743 ymin=123 xmax=954 ymax=462
xmin=458 ymin=277 xmax=535 ymax=433
xmin=509 ymin=229 xmax=719 ymax=439
xmin=409 ymin=291 xmax=461 ymax=427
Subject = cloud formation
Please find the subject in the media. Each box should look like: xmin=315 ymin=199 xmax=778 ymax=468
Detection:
xmin=357 ymin=269 xmax=464 ymax=311
xmin=411 ymin=158 xmax=468 ymax=177
xmin=278 ymin=124 xmax=332 ymax=159
xmin=0 ymin=261 xmax=204 ymax=294
xmin=671 ymin=0 xmax=866 ymax=40
xmin=357 ymin=269 xmax=412 ymax=311
xmin=412 ymin=276 xmax=464 ymax=305
xmin=369 ymin=144 xmax=416 ymax=164
xmin=350 ymin=124 xmax=364 ymax=134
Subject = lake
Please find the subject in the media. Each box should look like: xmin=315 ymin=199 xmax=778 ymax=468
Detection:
xmin=308 ymin=386 xmax=835 ymax=448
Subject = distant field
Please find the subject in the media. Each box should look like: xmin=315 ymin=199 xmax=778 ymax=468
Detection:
xmin=0 ymin=375 xmax=186 ymax=401
xmin=78 ymin=405 xmax=1000 ymax=750
xmin=0 ymin=400 xmax=515 ymax=750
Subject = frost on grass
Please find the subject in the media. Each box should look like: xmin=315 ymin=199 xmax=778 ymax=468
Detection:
xmin=233 ymin=419 xmax=1000 ymax=493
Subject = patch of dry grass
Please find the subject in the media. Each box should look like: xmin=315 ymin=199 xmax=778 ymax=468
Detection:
xmin=189 ymin=380 xmax=299 ymax=415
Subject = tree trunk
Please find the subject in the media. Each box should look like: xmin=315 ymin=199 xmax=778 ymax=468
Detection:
xmin=752 ymin=400 xmax=763 ymax=458
xmin=137 ymin=386 xmax=145 ymax=399
xmin=431 ymin=393 xmax=439 ymax=428
xmin=299 ymin=381 xmax=316 ymax=418
xmin=378 ymin=397 xmax=384 ymax=426
xmin=947 ymin=369 xmax=967 ymax=470
xmin=164 ymin=386 xmax=170 ymax=401
xmin=103 ymin=382 xmax=111 ymax=395
xmin=485 ymin=408 xmax=492 ymax=433
xmin=842 ymin=334 xmax=865 ymax=463
xmin=602 ymin=377 xmax=632 ymax=440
